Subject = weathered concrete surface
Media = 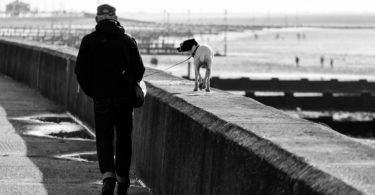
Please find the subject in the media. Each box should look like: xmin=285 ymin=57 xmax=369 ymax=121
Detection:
xmin=1 ymin=38 xmax=375 ymax=194
xmin=0 ymin=74 xmax=152 ymax=195
xmin=0 ymin=73 xmax=100 ymax=194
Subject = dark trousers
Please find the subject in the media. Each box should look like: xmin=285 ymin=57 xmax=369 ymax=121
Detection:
xmin=94 ymin=97 xmax=133 ymax=182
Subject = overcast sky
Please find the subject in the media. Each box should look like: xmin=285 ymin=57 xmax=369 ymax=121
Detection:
xmin=2 ymin=0 xmax=375 ymax=14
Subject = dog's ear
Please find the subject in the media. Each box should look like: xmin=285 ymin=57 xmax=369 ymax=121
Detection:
xmin=191 ymin=39 xmax=198 ymax=46
xmin=186 ymin=39 xmax=198 ymax=46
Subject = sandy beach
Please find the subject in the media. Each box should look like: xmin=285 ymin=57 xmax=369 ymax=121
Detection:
xmin=142 ymin=27 xmax=375 ymax=81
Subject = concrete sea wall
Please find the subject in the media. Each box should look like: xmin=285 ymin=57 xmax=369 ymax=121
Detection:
xmin=0 ymin=38 xmax=94 ymax=126
xmin=0 ymin=38 xmax=374 ymax=194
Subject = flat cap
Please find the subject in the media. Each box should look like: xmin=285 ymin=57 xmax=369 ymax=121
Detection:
xmin=97 ymin=4 xmax=116 ymax=16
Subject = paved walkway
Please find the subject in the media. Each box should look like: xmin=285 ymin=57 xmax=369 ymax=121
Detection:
xmin=0 ymin=73 xmax=151 ymax=195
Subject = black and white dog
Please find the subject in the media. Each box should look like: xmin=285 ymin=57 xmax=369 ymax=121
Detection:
xmin=177 ymin=39 xmax=213 ymax=92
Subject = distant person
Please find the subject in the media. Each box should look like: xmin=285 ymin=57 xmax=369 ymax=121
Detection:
xmin=295 ymin=56 xmax=300 ymax=67
xmin=297 ymin=33 xmax=300 ymax=40
xmin=75 ymin=4 xmax=145 ymax=195
xmin=320 ymin=56 xmax=325 ymax=68
xmin=330 ymin=58 xmax=334 ymax=68
xmin=150 ymin=56 xmax=158 ymax=66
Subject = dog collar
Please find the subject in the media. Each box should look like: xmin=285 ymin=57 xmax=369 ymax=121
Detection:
xmin=192 ymin=45 xmax=200 ymax=57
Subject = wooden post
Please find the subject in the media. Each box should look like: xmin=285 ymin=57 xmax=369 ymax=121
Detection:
xmin=284 ymin=91 xmax=294 ymax=108
xmin=323 ymin=91 xmax=333 ymax=110
xmin=245 ymin=91 xmax=255 ymax=98
xmin=361 ymin=91 xmax=372 ymax=108
xmin=187 ymin=61 xmax=191 ymax=79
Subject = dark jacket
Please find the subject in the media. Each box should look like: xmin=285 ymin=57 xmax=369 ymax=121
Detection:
xmin=75 ymin=19 xmax=145 ymax=98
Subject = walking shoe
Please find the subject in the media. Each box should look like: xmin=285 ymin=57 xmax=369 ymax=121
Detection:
xmin=101 ymin=177 xmax=117 ymax=195
xmin=117 ymin=181 xmax=130 ymax=195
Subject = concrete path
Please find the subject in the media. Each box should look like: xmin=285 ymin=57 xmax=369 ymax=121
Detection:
xmin=0 ymin=73 xmax=152 ymax=195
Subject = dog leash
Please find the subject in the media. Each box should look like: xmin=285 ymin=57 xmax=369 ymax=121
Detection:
xmin=143 ymin=56 xmax=192 ymax=78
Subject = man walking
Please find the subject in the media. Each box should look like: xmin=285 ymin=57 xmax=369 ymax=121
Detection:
xmin=75 ymin=4 xmax=145 ymax=195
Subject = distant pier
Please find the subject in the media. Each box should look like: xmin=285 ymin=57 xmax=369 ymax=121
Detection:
xmin=0 ymin=15 xmax=257 ymax=55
